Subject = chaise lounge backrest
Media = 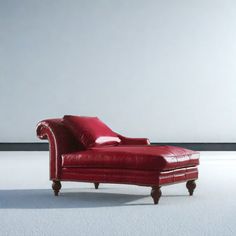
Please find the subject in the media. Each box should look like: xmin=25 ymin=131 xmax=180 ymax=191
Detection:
xmin=63 ymin=115 xmax=121 ymax=148
xmin=36 ymin=115 xmax=150 ymax=179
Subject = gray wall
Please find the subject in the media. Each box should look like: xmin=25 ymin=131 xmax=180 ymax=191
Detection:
xmin=1 ymin=0 xmax=236 ymax=142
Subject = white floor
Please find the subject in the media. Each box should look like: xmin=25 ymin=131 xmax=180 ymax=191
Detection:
xmin=0 ymin=151 xmax=236 ymax=236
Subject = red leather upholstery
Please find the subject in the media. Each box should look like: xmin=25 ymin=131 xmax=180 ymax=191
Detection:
xmin=36 ymin=118 xmax=151 ymax=179
xmin=116 ymin=133 xmax=150 ymax=145
xmin=61 ymin=167 xmax=198 ymax=186
xmin=62 ymin=145 xmax=199 ymax=171
xmin=37 ymin=116 xmax=199 ymax=204
xmin=63 ymin=115 xmax=121 ymax=148
xmin=36 ymin=119 xmax=82 ymax=179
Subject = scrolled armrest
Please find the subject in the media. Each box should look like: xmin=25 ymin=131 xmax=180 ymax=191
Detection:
xmin=116 ymin=133 xmax=150 ymax=145
xmin=36 ymin=119 xmax=81 ymax=179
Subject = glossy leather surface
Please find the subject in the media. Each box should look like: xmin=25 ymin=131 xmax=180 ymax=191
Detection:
xmin=116 ymin=133 xmax=150 ymax=145
xmin=61 ymin=166 xmax=198 ymax=186
xmin=37 ymin=117 xmax=199 ymax=188
xmin=36 ymin=118 xmax=153 ymax=180
xmin=62 ymin=145 xmax=199 ymax=171
xmin=63 ymin=115 xmax=121 ymax=148
xmin=36 ymin=119 xmax=82 ymax=179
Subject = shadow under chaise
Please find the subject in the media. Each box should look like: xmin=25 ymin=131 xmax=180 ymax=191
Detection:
xmin=36 ymin=115 xmax=199 ymax=205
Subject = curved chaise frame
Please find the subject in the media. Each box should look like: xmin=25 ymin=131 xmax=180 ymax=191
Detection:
xmin=36 ymin=119 xmax=198 ymax=204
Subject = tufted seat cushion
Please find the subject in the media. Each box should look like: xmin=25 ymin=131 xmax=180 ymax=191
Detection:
xmin=62 ymin=145 xmax=199 ymax=171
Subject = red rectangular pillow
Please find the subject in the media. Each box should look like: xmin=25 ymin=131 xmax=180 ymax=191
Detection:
xmin=63 ymin=115 xmax=121 ymax=148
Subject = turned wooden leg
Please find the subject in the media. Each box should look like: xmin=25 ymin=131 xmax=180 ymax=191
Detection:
xmin=186 ymin=180 xmax=196 ymax=196
xmin=151 ymin=186 xmax=162 ymax=205
xmin=52 ymin=180 xmax=61 ymax=196
xmin=94 ymin=183 xmax=99 ymax=189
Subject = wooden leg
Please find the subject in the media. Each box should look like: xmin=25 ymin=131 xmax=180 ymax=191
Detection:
xmin=151 ymin=186 xmax=162 ymax=205
xmin=94 ymin=183 xmax=99 ymax=189
xmin=52 ymin=180 xmax=61 ymax=196
xmin=186 ymin=180 xmax=196 ymax=196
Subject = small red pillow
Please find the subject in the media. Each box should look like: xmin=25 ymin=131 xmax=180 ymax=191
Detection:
xmin=63 ymin=115 xmax=121 ymax=148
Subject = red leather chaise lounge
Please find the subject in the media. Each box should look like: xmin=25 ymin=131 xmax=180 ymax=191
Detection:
xmin=36 ymin=115 xmax=199 ymax=205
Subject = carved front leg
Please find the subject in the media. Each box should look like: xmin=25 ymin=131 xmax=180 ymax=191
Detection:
xmin=52 ymin=180 xmax=61 ymax=196
xmin=186 ymin=180 xmax=196 ymax=196
xmin=151 ymin=186 xmax=162 ymax=205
